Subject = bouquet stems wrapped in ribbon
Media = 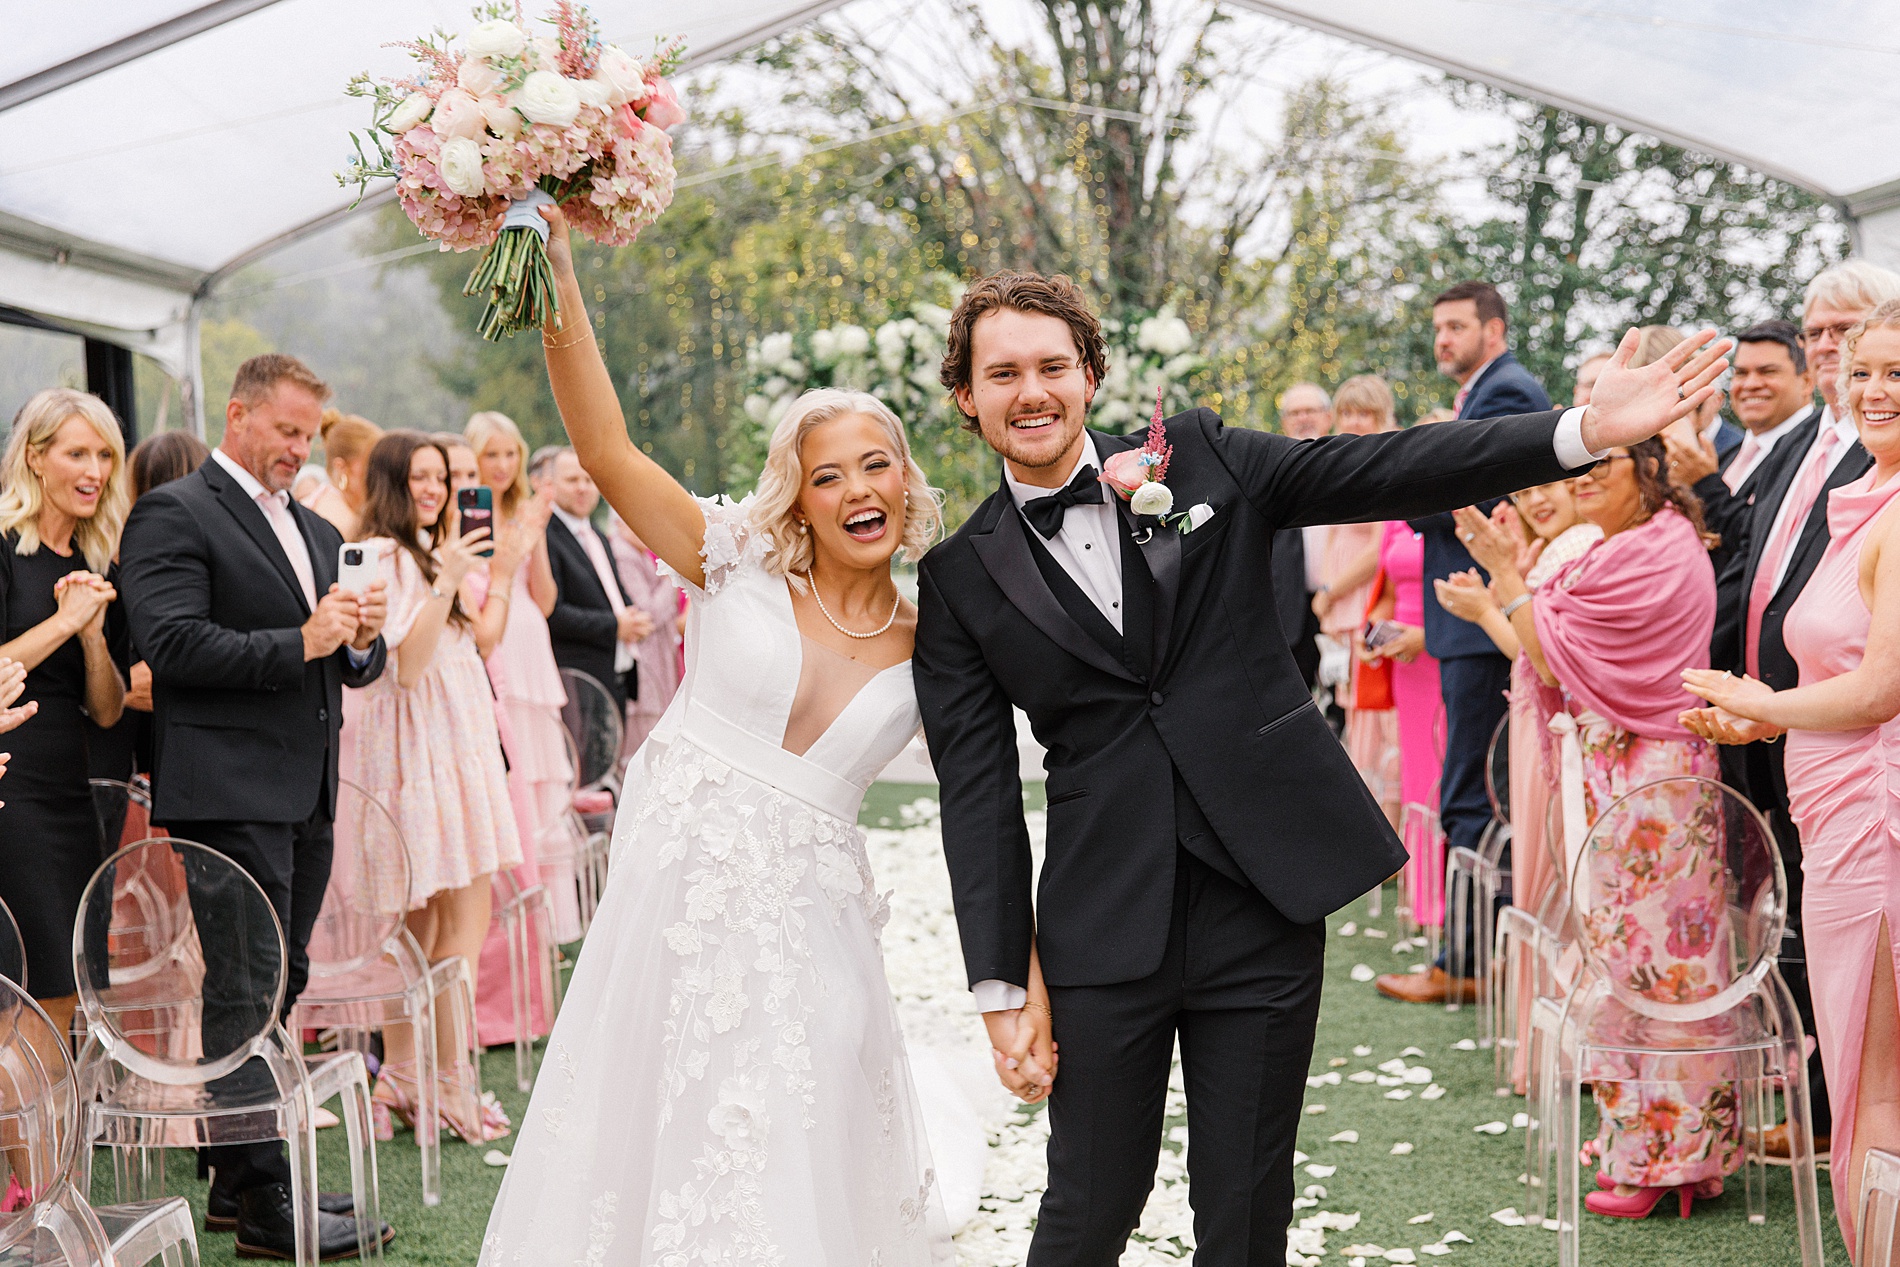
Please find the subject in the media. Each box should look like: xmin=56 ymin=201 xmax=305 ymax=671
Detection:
xmin=342 ymin=2 xmax=685 ymax=340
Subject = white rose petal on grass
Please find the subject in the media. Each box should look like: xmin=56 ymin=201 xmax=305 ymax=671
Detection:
xmin=1512 ymin=1112 xmax=1530 ymax=1128
xmin=1452 ymin=1038 xmax=1479 ymax=1051
xmin=1130 ymin=481 xmax=1174 ymax=517
xmin=1421 ymin=1084 xmax=1447 ymax=1101
xmin=1350 ymin=964 xmax=1376 ymax=982
xmin=1384 ymin=1089 xmax=1413 ymax=1100
xmin=1303 ymin=1185 xmax=1328 ymax=1199
xmin=1384 ymin=1250 xmax=1418 ymax=1264
xmin=1292 ymin=1196 xmax=1318 ymax=1210
xmin=1378 ymin=1058 xmax=1408 ymax=1074
xmin=1343 ymin=1246 xmax=1385 ymax=1258
xmin=1349 ymin=1071 xmax=1378 ymax=1084
xmin=1401 ymin=1046 xmax=1426 ymax=1058
xmin=1442 ymin=1231 xmax=1472 ymax=1244
xmin=1339 ymin=921 xmax=1358 ymax=936
xmin=1490 ymin=1208 xmax=1526 ymax=1226
xmin=516 ymin=69 xmax=582 ymax=126
xmin=1376 ymin=1076 xmax=1403 ymax=1087
xmin=1363 ymin=927 xmax=1388 ymax=938
xmin=1330 ymin=1056 xmax=1350 ymax=1068
xmin=1474 ymin=1121 xmax=1510 ymax=1135
xmin=1306 ymin=1104 xmax=1327 ymax=1115
xmin=1419 ymin=1245 xmax=1452 ymax=1257
xmin=1402 ymin=1066 xmax=1434 ymax=1084
xmin=1329 ymin=1130 xmax=1360 ymax=1143
xmin=1294 ymin=1150 xmax=1309 ymax=1165
xmin=466 ymin=18 xmax=528 ymax=59
xmin=1390 ymin=1141 xmax=1414 ymax=1155
xmin=482 ymin=1148 xmax=510 ymax=1166
xmin=1408 ymin=1212 xmax=1434 ymax=1225
xmin=437 ymin=137 xmax=487 ymax=196
xmin=1304 ymin=1163 xmax=1337 ymax=1178
xmin=1353 ymin=1045 xmax=1374 ymax=1057
xmin=1302 ymin=1211 xmax=1361 ymax=1232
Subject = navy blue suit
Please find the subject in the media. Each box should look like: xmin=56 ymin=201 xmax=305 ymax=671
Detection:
xmin=1409 ymin=353 xmax=1551 ymax=973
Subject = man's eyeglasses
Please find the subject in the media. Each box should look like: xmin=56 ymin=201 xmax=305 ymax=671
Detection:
xmin=1802 ymin=321 xmax=1857 ymax=346
xmin=1581 ymin=453 xmax=1635 ymax=478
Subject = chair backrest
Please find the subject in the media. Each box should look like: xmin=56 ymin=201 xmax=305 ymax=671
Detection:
xmin=310 ymin=779 xmax=416 ymax=978
xmin=559 ymin=667 xmax=622 ymax=789
xmin=1401 ymin=801 xmax=1441 ymax=852
xmin=1568 ymin=775 xmax=1783 ymax=1023
xmin=0 ymin=975 xmax=82 ymax=1248
xmin=76 ymin=837 xmax=287 ymax=1084
xmin=1484 ymin=713 xmax=1511 ymax=823
xmin=90 ymin=776 xmax=158 ymax=857
xmin=0 ymin=893 xmax=24 ymax=989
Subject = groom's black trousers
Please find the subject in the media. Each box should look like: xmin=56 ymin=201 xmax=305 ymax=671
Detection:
xmin=1031 ymin=847 xmax=1324 ymax=1267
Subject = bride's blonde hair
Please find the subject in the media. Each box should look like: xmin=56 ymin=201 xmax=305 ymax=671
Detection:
xmin=750 ymin=388 xmax=940 ymax=581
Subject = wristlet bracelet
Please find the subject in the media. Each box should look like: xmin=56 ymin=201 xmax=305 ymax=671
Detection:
xmin=1499 ymin=594 xmax=1531 ymax=619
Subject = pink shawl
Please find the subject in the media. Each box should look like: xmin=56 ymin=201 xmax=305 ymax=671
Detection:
xmin=1532 ymin=503 xmax=1715 ymax=740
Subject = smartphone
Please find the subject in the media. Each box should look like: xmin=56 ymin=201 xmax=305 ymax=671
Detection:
xmin=1365 ymin=620 xmax=1406 ymax=652
xmin=456 ymin=486 xmax=495 ymax=557
xmin=336 ymin=543 xmax=378 ymax=597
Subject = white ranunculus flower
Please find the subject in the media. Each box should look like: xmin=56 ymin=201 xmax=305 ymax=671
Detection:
xmin=385 ymin=91 xmax=433 ymax=134
xmin=437 ymin=136 xmax=487 ymax=196
xmin=573 ymin=77 xmax=611 ymax=111
xmin=515 ymin=70 xmax=581 ymax=127
xmin=457 ymin=57 xmax=503 ymax=98
xmin=466 ymin=19 xmax=527 ymax=60
xmin=835 ymin=324 xmax=870 ymax=357
xmin=593 ymin=46 xmax=649 ymax=106
xmin=430 ymin=88 xmax=484 ymax=140
xmin=757 ymin=332 xmax=794 ymax=366
xmin=1129 ymin=481 xmax=1174 ymax=517
xmin=479 ymin=96 xmax=521 ymax=139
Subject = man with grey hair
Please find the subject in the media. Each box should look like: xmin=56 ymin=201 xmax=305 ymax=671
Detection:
xmin=1713 ymin=257 xmax=1900 ymax=1161
xmin=1276 ymin=382 xmax=1333 ymax=441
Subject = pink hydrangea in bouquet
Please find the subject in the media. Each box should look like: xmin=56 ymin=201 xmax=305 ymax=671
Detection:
xmin=342 ymin=2 xmax=686 ymax=340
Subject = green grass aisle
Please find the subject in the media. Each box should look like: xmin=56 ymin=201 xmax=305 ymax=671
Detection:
xmin=1295 ymin=888 xmax=1847 ymax=1267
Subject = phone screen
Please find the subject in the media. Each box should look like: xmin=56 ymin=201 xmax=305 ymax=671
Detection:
xmin=456 ymin=486 xmax=495 ymax=557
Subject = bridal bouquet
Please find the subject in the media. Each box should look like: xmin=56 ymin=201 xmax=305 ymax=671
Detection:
xmin=343 ymin=3 xmax=685 ymax=340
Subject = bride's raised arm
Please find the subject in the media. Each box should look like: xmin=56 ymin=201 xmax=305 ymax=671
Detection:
xmin=539 ymin=204 xmax=710 ymax=589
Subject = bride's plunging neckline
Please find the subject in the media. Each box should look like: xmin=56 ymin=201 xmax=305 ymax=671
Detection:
xmin=775 ymin=577 xmax=911 ymax=758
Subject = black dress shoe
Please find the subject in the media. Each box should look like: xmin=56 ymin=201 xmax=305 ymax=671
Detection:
xmin=234 ymin=1183 xmax=394 ymax=1261
xmin=207 ymin=1184 xmax=355 ymax=1232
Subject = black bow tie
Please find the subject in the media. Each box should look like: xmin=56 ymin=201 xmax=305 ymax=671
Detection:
xmin=1022 ymin=465 xmax=1105 ymax=538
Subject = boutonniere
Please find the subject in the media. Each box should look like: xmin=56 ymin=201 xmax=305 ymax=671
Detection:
xmin=1099 ymin=388 xmax=1217 ymax=536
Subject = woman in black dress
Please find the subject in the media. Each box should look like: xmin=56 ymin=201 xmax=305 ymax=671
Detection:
xmin=0 ymin=388 xmax=129 ymax=1038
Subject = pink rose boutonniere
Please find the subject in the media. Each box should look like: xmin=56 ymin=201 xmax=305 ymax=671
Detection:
xmin=1100 ymin=389 xmax=1216 ymax=535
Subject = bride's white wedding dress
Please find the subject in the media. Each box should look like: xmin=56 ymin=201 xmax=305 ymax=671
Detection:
xmin=480 ymin=499 xmax=950 ymax=1266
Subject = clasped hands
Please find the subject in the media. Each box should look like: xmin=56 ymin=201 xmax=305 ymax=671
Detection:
xmin=1679 ymin=668 xmax=1786 ymax=745
xmin=984 ymin=1002 xmax=1057 ymax=1104
xmin=301 ymin=580 xmax=389 ymax=661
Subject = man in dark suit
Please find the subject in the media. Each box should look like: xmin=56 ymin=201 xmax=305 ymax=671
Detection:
xmin=914 ymin=271 xmax=1729 ymax=1267
xmin=1379 ymin=281 xmax=1551 ymax=1004
xmin=538 ymin=446 xmax=645 ymax=708
xmin=119 ymin=354 xmax=393 ymax=1259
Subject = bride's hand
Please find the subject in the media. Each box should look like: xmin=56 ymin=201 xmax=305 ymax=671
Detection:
xmin=983 ymin=1007 xmax=1055 ymax=1102
xmin=538 ymin=202 xmax=576 ymax=284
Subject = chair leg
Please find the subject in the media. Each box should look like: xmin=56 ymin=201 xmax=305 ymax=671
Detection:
xmin=1446 ymin=857 xmax=1467 ymax=1015
xmin=337 ymin=1060 xmax=383 ymax=1262
xmin=1556 ymin=1039 xmax=1583 ymax=1267
xmin=1475 ymin=868 xmax=1497 ymax=1046
xmin=289 ymin=1112 xmax=320 ymax=1267
xmin=1740 ymin=1049 xmax=1767 ymax=1225
xmin=506 ymin=906 xmax=533 ymax=1092
xmin=1366 ymin=880 xmax=1382 ymax=920
xmin=1768 ymin=972 xmax=1827 ymax=1267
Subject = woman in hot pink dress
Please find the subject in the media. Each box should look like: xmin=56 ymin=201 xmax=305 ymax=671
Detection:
xmin=1685 ymin=304 xmax=1900 ymax=1251
xmin=1360 ymin=518 xmax=1443 ymax=925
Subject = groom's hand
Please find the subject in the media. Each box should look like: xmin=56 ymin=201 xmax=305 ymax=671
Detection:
xmin=1578 ymin=326 xmax=1733 ymax=456
xmin=984 ymin=1007 xmax=1056 ymax=1101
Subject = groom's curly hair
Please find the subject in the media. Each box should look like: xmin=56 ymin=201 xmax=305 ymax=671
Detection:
xmin=941 ymin=272 xmax=1109 ymax=432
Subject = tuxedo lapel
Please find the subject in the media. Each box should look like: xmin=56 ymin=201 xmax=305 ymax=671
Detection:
xmin=969 ymin=486 xmax=1141 ymax=685
xmin=206 ymin=460 xmax=311 ymax=614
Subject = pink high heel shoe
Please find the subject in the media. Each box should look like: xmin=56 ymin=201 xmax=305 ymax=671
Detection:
xmin=1585 ymin=1177 xmax=1722 ymax=1219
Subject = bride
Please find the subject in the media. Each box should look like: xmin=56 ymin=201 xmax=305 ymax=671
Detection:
xmin=479 ymin=206 xmax=1053 ymax=1265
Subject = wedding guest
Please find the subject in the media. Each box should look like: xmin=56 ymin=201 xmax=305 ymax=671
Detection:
xmin=540 ymin=447 xmax=645 ymax=711
xmin=0 ymin=389 xmax=128 ymax=1041
xmin=605 ymin=509 xmax=684 ymax=756
xmin=1474 ymin=435 xmax=1738 ymax=1218
xmin=1572 ymin=352 xmax=1613 ymax=406
xmin=1386 ymin=281 xmax=1552 ymax=1003
xmin=303 ymin=410 xmax=382 ymax=538
xmin=1683 ymin=300 xmax=1900 ymax=1251
xmin=120 ymin=354 xmax=391 ymax=1257
xmin=1432 ymin=480 xmax=1598 ymax=1088
xmin=1276 ymin=382 xmax=1332 ymax=440
xmin=352 ymin=431 xmax=519 ymax=1143
xmin=1705 ymin=261 xmax=1900 ymax=1161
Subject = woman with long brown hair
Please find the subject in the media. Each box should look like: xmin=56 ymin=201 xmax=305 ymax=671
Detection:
xmin=351 ymin=430 xmax=519 ymax=1144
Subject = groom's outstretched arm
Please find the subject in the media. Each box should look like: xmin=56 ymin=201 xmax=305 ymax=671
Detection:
xmin=913 ymin=562 xmax=1035 ymax=993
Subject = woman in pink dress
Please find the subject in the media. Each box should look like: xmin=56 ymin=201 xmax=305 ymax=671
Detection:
xmin=1475 ymin=435 xmax=1738 ymax=1219
xmin=1685 ymin=304 xmax=1900 ymax=1251
xmin=354 ymin=430 xmax=522 ymax=1143
xmin=1435 ymin=481 xmax=1598 ymax=1089
xmin=1360 ymin=518 xmax=1443 ymax=925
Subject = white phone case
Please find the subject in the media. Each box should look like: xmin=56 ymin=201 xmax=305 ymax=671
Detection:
xmin=336 ymin=543 xmax=378 ymax=596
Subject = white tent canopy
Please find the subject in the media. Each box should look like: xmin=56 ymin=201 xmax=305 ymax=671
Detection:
xmin=2 ymin=0 xmax=1892 ymax=427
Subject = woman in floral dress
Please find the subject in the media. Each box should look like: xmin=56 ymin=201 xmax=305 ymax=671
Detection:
xmin=1464 ymin=437 xmax=1740 ymax=1218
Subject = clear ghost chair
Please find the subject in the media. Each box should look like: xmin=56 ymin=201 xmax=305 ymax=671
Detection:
xmin=1859 ymin=1148 xmax=1900 ymax=1267
xmin=490 ymin=870 xmax=564 ymax=1093
xmin=558 ymin=667 xmax=623 ymax=796
xmin=294 ymin=778 xmax=481 ymax=1208
xmin=1547 ymin=776 xmax=1824 ymax=1267
xmin=73 ymin=838 xmax=382 ymax=1266
xmin=1447 ymin=716 xmax=1513 ymax=1020
xmin=559 ymin=726 xmax=612 ymax=935
xmin=0 ymin=890 xmax=24 ymax=988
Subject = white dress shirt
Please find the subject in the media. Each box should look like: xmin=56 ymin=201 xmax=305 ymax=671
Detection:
xmin=213 ymin=447 xmax=317 ymax=610
xmin=970 ymin=410 xmax=1595 ymax=1013
xmin=1723 ymin=404 xmax=1814 ymax=492
xmin=1760 ymin=406 xmax=1860 ymax=595
xmin=554 ymin=506 xmax=635 ymax=674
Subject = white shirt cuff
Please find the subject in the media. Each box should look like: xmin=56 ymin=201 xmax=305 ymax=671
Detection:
xmin=1552 ymin=406 xmax=1603 ymax=469
xmin=972 ymin=979 xmax=1027 ymax=1013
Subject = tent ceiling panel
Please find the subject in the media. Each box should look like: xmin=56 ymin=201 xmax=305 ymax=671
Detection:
xmin=0 ymin=1 xmax=216 ymax=89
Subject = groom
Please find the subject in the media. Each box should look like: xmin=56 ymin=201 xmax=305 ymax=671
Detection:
xmin=913 ymin=271 xmax=1727 ymax=1265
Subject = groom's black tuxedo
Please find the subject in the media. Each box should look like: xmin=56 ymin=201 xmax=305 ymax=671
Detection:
xmin=916 ymin=405 xmax=1572 ymax=1266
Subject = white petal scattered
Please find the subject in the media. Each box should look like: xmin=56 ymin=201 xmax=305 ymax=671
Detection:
xmin=1310 ymin=1071 xmax=1342 ymax=1086
xmin=1390 ymin=1142 xmax=1414 ymax=1155
xmin=1419 ymin=1244 xmax=1452 ymax=1257
xmin=1349 ymin=1070 xmax=1379 ymax=1084
xmin=1306 ymin=1104 xmax=1328 ymax=1114
xmin=1304 ymin=1184 xmax=1328 ymax=1199
xmin=1305 ymin=1163 xmax=1338 ymax=1178
xmin=1490 ymin=1208 xmax=1527 ymax=1226
xmin=1351 ymin=963 xmax=1377 ymax=982
xmin=1512 ymin=1112 xmax=1530 ymax=1128
xmin=1400 ymin=1046 xmax=1426 ymax=1058
xmin=1443 ymin=1231 xmax=1473 ymax=1244
xmin=1343 ymin=1246 xmax=1386 ymax=1258
xmin=1363 ymin=927 xmax=1388 ymax=938
xmin=1384 ymin=1250 xmax=1418 ymax=1264
xmin=1339 ymin=921 xmax=1359 ymax=936
xmin=1301 ymin=1211 xmax=1361 ymax=1231
xmin=1408 ymin=962 xmax=1430 ymax=974
xmin=483 ymin=1148 xmax=511 ymax=1167
xmin=1293 ymin=1196 xmax=1319 ymax=1210
xmin=1542 ymin=1218 xmax=1562 ymax=1231
xmin=1452 ymin=1038 xmax=1479 ymax=1051
xmin=1421 ymin=1084 xmax=1447 ymax=1101
xmin=1384 ymin=1088 xmax=1413 ymax=1100
xmin=1474 ymin=1120 xmax=1510 ymax=1135
xmin=1378 ymin=1058 xmax=1409 ymax=1075
xmin=1408 ymin=1212 xmax=1434 ymax=1224
xmin=1350 ymin=1258 xmax=1368 ymax=1267
xmin=1377 ymin=1075 xmax=1404 ymax=1086
xmin=1402 ymin=1066 xmax=1434 ymax=1084
xmin=1168 ymin=1125 xmax=1189 ymax=1143
xmin=1353 ymin=1045 xmax=1374 ymax=1057
xmin=1329 ymin=1056 xmax=1350 ymax=1068
xmin=1329 ymin=1130 xmax=1360 ymax=1143
xmin=1294 ymin=1150 xmax=1309 ymax=1165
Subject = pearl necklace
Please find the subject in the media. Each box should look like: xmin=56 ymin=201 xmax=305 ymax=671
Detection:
xmin=805 ymin=570 xmax=900 ymax=639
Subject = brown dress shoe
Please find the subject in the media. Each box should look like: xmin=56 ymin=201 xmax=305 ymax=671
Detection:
xmin=1374 ymin=966 xmax=1478 ymax=1004
xmin=1760 ymin=1120 xmax=1829 ymax=1163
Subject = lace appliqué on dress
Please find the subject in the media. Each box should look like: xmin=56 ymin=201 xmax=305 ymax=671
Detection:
xmin=655 ymin=494 xmax=769 ymax=598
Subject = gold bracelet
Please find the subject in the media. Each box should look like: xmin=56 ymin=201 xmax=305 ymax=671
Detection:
xmin=542 ymin=320 xmax=594 ymax=351
xmin=1021 ymin=1001 xmax=1053 ymax=1019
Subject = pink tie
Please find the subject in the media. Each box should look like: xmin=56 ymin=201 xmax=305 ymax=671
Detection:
xmin=256 ymin=491 xmax=318 ymax=611
xmin=1745 ymin=429 xmax=1837 ymax=677
xmin=1723 ymin=433 xmax=1761 ymax=494
xmin=1453 ymin=384 xmax=1470 ymax=417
